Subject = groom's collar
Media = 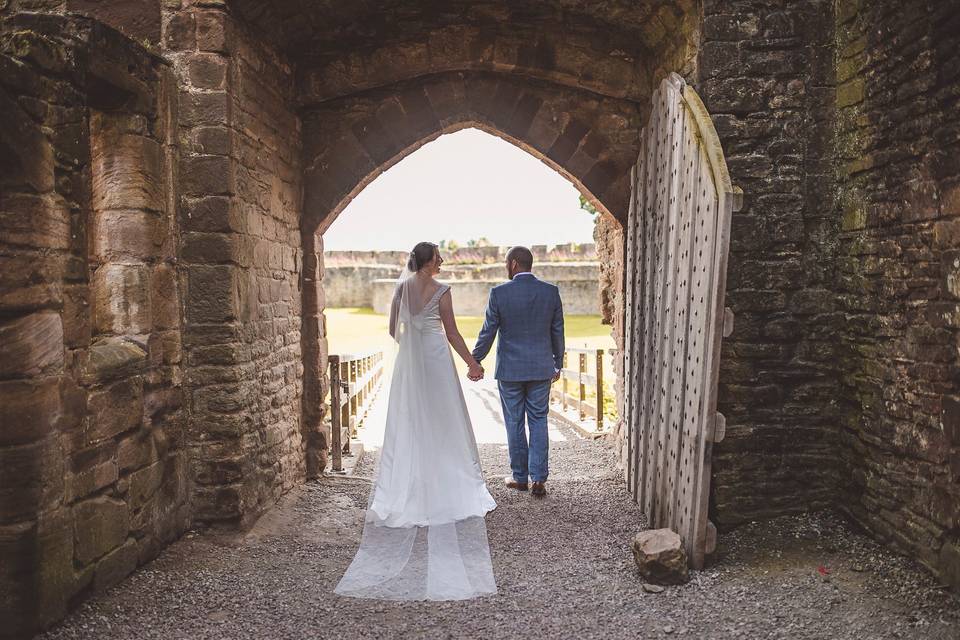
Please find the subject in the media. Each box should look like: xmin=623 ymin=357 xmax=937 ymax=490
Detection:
xmin=512 ymin=272 xmax=535 ymax=280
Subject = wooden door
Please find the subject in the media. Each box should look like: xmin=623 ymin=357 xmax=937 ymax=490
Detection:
xmin=623 ymin=73 xmax=743 ymax=569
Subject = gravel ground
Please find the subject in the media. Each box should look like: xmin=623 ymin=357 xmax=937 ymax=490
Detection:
xmin=39 ymin=419 xmax=959 ymax=640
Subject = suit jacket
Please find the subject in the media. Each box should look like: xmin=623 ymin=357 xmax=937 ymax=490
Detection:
xmin=472 ymin=273 xmax=565 ymax=382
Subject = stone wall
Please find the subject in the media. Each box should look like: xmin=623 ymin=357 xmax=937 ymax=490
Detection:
xmin=162 ymin=0 xmax=305 ymax=526
xmin=696 ymin=0 xmax=841 ymax=528
xmin=832 ymin=0 xmax=960 ymax=585
xmin=324 ymin=259 xmax=602 ymax=313
xmin=325 ymin=243 xmax=598 ymax=266
xmin=0 ymin=15 xmax=188 ymax=635
xmin=369 ymin=275 xmax=601 ymax=316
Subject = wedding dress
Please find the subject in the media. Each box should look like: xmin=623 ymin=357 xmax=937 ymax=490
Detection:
xmin=334 ymin=273 xmax=497 ymax=600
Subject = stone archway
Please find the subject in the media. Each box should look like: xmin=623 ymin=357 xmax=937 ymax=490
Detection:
xmin=297 ymin=72 xmax=642 ymax=476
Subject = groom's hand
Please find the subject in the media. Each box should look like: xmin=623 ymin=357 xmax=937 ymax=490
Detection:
xmin=552 ymin=368 xmax=561 ymax=383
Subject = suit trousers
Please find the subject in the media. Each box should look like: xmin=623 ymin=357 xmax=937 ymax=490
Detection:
xmin=497 ymin=379 xmax=551 ymax=483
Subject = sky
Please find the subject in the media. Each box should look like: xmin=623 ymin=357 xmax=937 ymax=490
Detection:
xmin=322 ymin=128 xmax=597 ymax=251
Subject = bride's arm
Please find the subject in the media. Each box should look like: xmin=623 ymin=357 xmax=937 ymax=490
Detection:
xmin=388 ymin=285 xmax=401 ymax=339
xmin=438 ymin=290 xmax=483 ymax=375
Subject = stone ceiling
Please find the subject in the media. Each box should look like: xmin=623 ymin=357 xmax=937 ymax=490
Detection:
xmin=231 ymin=0 xmax=697 ymax=105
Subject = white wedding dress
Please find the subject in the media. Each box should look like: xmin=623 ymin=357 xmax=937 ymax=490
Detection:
xmin=334 ymin=274 xmax=497 ymax=600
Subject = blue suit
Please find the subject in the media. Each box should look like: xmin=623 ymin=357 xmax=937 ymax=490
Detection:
xmin=472 ymin=273 xmax=565 ymax=483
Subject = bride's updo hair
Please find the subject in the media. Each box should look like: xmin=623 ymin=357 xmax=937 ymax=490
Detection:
xmin=408 ymin=242 xmax=438 ymax=272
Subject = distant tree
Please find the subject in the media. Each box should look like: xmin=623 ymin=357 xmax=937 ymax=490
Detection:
xmin=579 ymin=194 xmax=599 ymax=217
xmin=466 ymin=237 xmax=492 ymax=248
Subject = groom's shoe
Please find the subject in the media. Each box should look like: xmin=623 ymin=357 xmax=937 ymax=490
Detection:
xmin=504 ymin=477 xmax=528 ymax=491
xmin=531 ymin=481 xmax=547 ymax=497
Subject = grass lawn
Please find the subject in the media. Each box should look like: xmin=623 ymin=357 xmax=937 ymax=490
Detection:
xmin=325 ymin=307 xmax=618 ymax=421
xmin=324 ymin=307 xmax=615 ymax=357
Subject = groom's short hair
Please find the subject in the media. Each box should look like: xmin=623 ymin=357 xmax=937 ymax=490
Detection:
xmin=507 ymin=246 xmax=533 ymax=270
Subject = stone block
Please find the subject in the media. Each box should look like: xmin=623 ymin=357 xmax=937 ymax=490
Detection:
xmin=164 ymin=11 xmax=196 ymax=50
xmin=128 ymin=460 xmax=164 ymax=510
xmin=0 ymin=311 xmax=64 ymax=379
xmin=940 ymin=541 xmax=960 ymax=592
xmin=0 ymin=435 xmax=63 ymax=523
xmin=185 ymin=264 xmax=240 ymax=324
xmin=90 ymin=128 xmax=163 ymax=214
xmin=85 ymin=377 xmax=144 ymax=445
xmin=191 ymin=484 xmax=243 ymax=522
xmin=0 ymin=191 xmax=71 ymax=251
xmin=66 ymin=459 xmax=118 ymax=503
xmin=188 ymin=53 xmax=227 ymax=89
xmin=193 ymin=125 xmax=232 ymax=156
xmin=631 ymin=529 xmax=690 ymax=585
xmin=943 ymin=396 xmax=960 ymax=446
xmin=73 ymin=496 xmax=129 ymax=565
xmin=91 ymin=264 xmax=152 ymax=335
xmin=116 ymin=431 xmax=157 ymax=473
xmin=81 ymin=338 xmax=148 ymax=386
xmin=181 ymin=231 xmax=244 ymax=265
xmin=196 ymin=10 xmax=230 ymax=53
xmin=61 ymin=285 xmax=92 ymax=349
xmin=703 ymin=13 xmax=759 ymax=40
xmin=0 ymin=377 xmax=60 ymax=446
xmin=180 ymin=154 xmax=234 ymax=195
xmin=180 ymin=90 xmax=230 ymax=127
xmin=91 ymin=537 xmax=138 ymax=592
xmin=150 ymin=263 xmax=180 ymax=331
xmin=180 ymin=195 xmax=239 ymax=232
xmin=90 ymin=209 xmax=164 ymax=263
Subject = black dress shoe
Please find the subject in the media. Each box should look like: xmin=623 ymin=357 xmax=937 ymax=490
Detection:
xmin=531 ymin=481 xmax=547 ymax=497
xmin=505 ymin=476 xmax=528 ymax=491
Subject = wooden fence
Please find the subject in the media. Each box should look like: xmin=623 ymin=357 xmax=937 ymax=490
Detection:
xmin=328 ymin=350 xmax=385 ymax=472
xmin=549 ymin=347 xmax=608 ymax=435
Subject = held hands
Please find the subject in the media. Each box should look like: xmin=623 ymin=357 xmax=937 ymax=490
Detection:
xmin=467 ymin=361 xmax=484 ymax=382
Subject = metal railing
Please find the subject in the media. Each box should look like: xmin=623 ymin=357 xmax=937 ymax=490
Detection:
xmin=549 ymin=347 xmax=608 ymax=433
xmin=328 ymin=350 xmax=385 ymax=472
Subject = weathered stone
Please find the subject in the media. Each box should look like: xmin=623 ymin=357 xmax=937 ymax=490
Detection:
xmin=187 ymin=53 xmax=227 ymax=89
xmin=0 ymin=377 xmax=61 ymax=446
xmin=91 ymin=264 xmax=152 ymax=335
xmin=91 ymin=537 xmax=138 ymax=592
xmin=631 ymin=529 xmax=690 ymax=585
xmin=82 ymin=338 xmax=148 ymax=385
xmin=90 ymin=209 xmax=165 ymax=263
xmin=73 ymin=496 xmax=129 ymax=565
xmin=86 ymin=377 xmax=144 ymax=445
xmin=0 ymin=312 xmax=64 ymax=379
xmin=90 ymin=125 xmax=163 ymax=214
xmin=184 ymin=264 xmax=240 ymax=323
xmin=0 ymin=436 xmax=63 ymax=522
xmin=196 ymin=10 xmax=229 ymax=53
xmin=180 ymin=154 xmax=234 ymax=195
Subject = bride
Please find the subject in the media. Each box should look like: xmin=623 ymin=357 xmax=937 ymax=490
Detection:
xmin=334 ymin=241 xmax=497 ymax=600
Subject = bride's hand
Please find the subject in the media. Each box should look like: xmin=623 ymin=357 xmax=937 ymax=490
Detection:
xmin=467 ymin=362 xmax=484 ymax=381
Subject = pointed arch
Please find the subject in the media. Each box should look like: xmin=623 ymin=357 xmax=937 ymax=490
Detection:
xmin=301 ymin=71 xmax=643 ymax=236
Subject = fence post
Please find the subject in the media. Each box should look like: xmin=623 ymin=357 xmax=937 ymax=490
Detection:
xmin=329 ymin=355 xmax=342 ymax=472
xmin=578 ymin=352 xmax=587 ymax=420
xmin=341 ymin=359 xmax=351 ymax=455
xmin=596 ymin=350 xmax=604 ymax=431
xmin=561 ymin=352 xmax=568 ymax=411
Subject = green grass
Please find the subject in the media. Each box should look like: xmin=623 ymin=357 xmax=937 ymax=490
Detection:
xmin=324 ymin=307 xmax=618 ymax=422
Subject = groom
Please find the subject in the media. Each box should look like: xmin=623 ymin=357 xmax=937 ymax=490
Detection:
xmin=472 ymin=246 xmax=565 ymax=498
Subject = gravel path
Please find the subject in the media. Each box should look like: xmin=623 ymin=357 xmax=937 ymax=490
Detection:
xmin=39 ymin=418 xmax=958 ymax=640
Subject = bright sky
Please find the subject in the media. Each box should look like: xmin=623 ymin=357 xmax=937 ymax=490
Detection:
xmin=322 ymin=128 xmax=597 ymax=251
